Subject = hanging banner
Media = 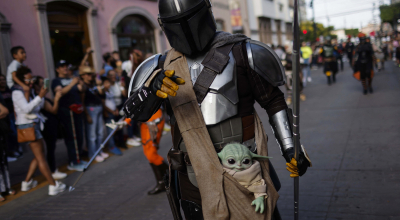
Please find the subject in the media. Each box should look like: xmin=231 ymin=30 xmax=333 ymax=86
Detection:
xmin=230 ymin=0 xmax=243 ymax=32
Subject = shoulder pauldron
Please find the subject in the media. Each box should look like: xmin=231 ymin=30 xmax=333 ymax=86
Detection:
xmin=128 ymin=54 xmax=161 ymax=96
xmin=245 ymin=40 xmax=286 ymax=87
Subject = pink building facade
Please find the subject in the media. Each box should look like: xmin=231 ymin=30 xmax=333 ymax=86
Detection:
xmin=0 ymin=0 xmax=176 ymax=78
xmin=0 ymin=0 xmax=232 ymax=80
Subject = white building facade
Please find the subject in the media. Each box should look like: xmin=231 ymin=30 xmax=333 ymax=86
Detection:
xmin=246 ymin=0 xmax=294 ymax=47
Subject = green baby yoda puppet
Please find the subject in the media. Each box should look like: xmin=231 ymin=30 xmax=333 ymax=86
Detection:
xmin=217 ymin=143 xmax=272 ymax=214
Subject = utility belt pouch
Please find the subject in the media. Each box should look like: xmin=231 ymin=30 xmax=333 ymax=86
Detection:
xmin=168 ymin=122 xmax=185 ymax=171
xmin=168 ymin=148 xmax=185 ymax=171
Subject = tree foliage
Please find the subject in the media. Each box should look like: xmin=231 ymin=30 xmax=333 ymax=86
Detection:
xmin=379 ymin=3 xmax=400 ymax=23
xmin=345 ymin=29 xmax=359 ymax=37
xmin=300 ymin=21 xmax=335 ymax=42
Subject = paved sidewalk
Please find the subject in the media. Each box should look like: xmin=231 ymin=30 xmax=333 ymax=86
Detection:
xmin=1 ymin=61 xmax=399 ymax=220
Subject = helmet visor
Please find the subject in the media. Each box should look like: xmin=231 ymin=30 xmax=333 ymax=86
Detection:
xmin=187 ymin=6 xmax=216 ymax=51
xmin=163 ymin=22 xmax=193 ymax=55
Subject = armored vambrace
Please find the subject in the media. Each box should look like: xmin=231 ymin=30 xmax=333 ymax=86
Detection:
xmin=123 ymin=86 xmax=163 ymax=122
xmin=269 ymin=109 xmax=311 ymax=176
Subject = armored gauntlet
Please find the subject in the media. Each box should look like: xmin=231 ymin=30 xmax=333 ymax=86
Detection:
xmin=123 ymin=69 xmax=185 ymax=122
xmin=269 ymin=109 xmax=311 ymax=177
xmin=123 ymin=86 xmax=163 ymax=122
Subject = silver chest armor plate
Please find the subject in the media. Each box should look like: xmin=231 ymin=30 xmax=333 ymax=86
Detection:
xmin=186 ymin=51 xmax=239 ymax=125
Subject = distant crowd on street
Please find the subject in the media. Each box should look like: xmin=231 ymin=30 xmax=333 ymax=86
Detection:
xmin=0 ymin=46 xmax=167 ymax=201
xmin=273 ymin=33 xmax=400 ymax=100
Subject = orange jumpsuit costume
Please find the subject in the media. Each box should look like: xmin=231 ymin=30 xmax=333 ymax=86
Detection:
xmin=140 ymin=109 xmax=165 ymax=165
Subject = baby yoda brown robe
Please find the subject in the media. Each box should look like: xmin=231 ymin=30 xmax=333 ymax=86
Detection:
xmin=165 ymin=48 xmax=279 ymax=220
xmin=223 ymin=160 xmax=267 ymax=199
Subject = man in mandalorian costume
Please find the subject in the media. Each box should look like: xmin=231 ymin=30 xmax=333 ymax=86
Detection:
xmin=320 ymin=38 xmax=339 ymax=85
xmin=123 ymin=0 xmax=311 ymax=219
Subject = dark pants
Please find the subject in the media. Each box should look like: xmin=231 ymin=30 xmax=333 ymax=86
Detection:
xmin=58 ymin=107 xmax=84 ymax=164
xmin=127 ymin=121 xmax=140 ymax=138
xmin=337 ymin=56 xmax=343 ymax=71
xmin=347 ymin=53 xmax=353 ymax=68
xmin=43 ymin=133 xmax=57 ymax=173
xmin=0 ymin=134 xmax=11 ymax=192
xmin=7 ymin=114 xmax=19 ymax=156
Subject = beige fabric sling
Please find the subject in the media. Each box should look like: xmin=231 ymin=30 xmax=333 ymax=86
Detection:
xmin=165 ymin=48 xmax=279 ymax=220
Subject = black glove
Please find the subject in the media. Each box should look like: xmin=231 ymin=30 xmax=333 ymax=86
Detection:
xmin=283 ymin=147 xmax=311 ymax=177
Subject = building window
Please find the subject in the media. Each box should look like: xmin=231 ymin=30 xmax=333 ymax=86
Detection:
xmin=286 ymin=22 xmax=293 ymax=41
xmin=279 ymin=3 xmax=284 ymax=12
xmin=47 ymin=1 xmax=91 ymax=67
xmin=259 ymin=17 xmax=272 ymax=45
xmin=116 ymin=15 xmax=156 ymax=61
xmin=216 ymin=19 xmax=225 ymax=32
xmin=276 ymin=20 xmax=282 ymax=45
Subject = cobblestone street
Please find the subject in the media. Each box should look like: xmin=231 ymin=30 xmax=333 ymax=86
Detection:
xmin=1 ymin=61 xmax=400 ymax=220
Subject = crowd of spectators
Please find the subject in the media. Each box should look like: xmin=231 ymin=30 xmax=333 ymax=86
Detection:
xmin=0 ymin=46 xmax=146 ymax=201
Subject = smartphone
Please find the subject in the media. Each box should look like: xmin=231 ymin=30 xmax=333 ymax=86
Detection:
xmin=44 ymin=78 xmax=50 ymax=89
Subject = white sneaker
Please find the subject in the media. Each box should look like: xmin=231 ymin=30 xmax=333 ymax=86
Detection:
xmin=95 ymin=155 xmax=104 ymax=162
xmin=307 ymin=77 xmax=312 ymax=82
xmin=48 ymin=181 xmax=66 ymax=196
xmin=67 ymin=163 xmax=85 ymax=172
xmin=133 ymin=136 xmax=141 ymax=142
xmin=163 ymin=124 xmax=171 ymax=132
xmin=21 ymin=179 xmax=38 ymax=191
xmin=52 ymin=169 xmax=67 ymax=180
xmin=100 ymin=152 xmax=109 ymax=158
xmin=126 ymin=138 xmax=141 ymax=147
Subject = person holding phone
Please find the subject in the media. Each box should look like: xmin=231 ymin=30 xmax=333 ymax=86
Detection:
xmin=12 ymin=66 xmax=66 ymax=195
xmin=51 ymin=60 xmax=86 ymax=171
xmin=33 ymin=76 xmax=66 ymax=180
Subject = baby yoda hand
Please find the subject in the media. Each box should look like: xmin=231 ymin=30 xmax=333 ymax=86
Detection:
xmin=251 ymin=196 xmax=265 ymax=214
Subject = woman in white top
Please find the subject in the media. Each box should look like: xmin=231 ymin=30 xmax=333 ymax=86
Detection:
xmin=11 ymin=66 xmax=65 ymax=196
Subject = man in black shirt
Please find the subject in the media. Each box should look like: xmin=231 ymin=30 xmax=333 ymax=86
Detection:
xmin=51 ymin=60 xmax=86 ymax=171
xmin=354 ymin=33 xmax=374 ymax=94
xmin=345 ymin=37 xmax=355 ymax=69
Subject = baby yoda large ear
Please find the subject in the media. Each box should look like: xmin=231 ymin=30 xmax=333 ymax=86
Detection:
xmin=217 ymin=151 xmax=224 ymax=160
xmin=250 ymin=152 xmax=272 ymax=160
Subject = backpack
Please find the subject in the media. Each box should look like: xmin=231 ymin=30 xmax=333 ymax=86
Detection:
xmin=323 ymin=45 xmax=334 ymax=58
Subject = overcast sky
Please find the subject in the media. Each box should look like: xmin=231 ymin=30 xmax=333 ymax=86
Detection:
xmin=304 ymin=0 xmax=392 ymax=30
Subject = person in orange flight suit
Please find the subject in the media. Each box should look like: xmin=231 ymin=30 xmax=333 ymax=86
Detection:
xmin=140 ymin=108 xmax=168 ymax=195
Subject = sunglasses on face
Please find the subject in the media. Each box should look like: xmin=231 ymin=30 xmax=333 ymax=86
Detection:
xmin=24 ymin=79 xmax=36 ymax=83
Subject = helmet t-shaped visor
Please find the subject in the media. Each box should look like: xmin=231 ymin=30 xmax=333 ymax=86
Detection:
xmin=158 ymin=0 xmax=217 ymax=55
